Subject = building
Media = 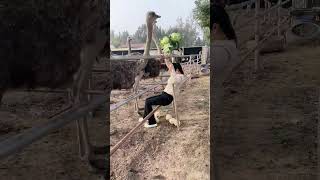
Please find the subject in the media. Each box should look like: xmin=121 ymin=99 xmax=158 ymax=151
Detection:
xmin=111 ymin=45 xmax=210 ymax=64
xmin=292 ymin=0 xmax=320 ymax=9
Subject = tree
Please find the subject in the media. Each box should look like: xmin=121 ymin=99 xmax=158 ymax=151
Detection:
xmin=110 ymin=30 xmax=121 ymax=48
xmin=193 ymin=0 xmax=210 ymax=45
xmin=133 ymin=24 xmax=147 ymax=43
xmin=111 ymin=16 xmax=205 ymax=49
xmin=195 ymin=37 xmax=204 ymax=46
xmin=166 ymin=17 xmax=203 ymax=47
xmin=110 ymin=30 xmax=130 ymax=48
xmin=133 ymin=24 xmax=166 ymax=47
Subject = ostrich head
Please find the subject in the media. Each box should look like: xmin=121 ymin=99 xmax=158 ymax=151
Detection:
xmin=146 ymin=11 xmax=161 ymax=28
xmin=143 ymin=11 xmax=160 ymax=57
xmin=127 ymin=36 xmax=132 ymax=42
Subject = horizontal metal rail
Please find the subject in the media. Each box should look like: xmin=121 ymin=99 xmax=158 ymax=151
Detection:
xmin=226 ymin=0 xmax=255 ymax=11
xmin=0 ymin=95 xmax=107 ymax=160
xmin=110 ymin=74 xmax=191 ymax=155
xmin=106 ymin=54 xmax=200 ymax=112
xmin=235 ymin=0 xmax=291 ymax=30
xmin=110 ymin=54 xmax=199 ymax=61
xmin=225 ymin=16 xmax=290 ymax=83
xmin=92 ymin=68 xmax=109 ymax=73
xmin=110 ymin=85 xmax=159 ymax=112
xmin=140 ymin=82 xmax=167 ymax=86
xmin=19 ymin=89 xmax=108 ymax=95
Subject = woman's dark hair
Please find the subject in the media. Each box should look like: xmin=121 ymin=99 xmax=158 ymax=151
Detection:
xmin=210 ymin=4 xmax=237 ymax=44
xmin=173 ymin=63 xmax=184 ymax=74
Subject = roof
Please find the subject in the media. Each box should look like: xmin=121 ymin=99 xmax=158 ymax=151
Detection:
xmin=118 ymin=43 xmax=145 ymax=49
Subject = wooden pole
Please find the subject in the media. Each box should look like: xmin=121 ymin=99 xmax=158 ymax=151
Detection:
xmin=254 ymin=0 xmax=261 ymax=72
xmin=226 ymin=16 xmax=290 ymax=83
xmin=277 ymin=0 xmax=281 ymax=37
xmin=268 ymin=2 xmax=271 ymax=24
xmin=110 ymin=105 xmax=161 ymax=155
xmin=172 ymin=85 xmax=180 ymax=130
xmin=264 ymin=0 xmax=267 ymax=23
xmin=234 ymin=0 xmax=290 ymax=30
xmin=318 ymin=88 xmax=320 ymax=180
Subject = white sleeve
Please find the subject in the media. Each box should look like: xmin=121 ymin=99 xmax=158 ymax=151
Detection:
xmin=170 ymin=67 xmax=177 ymax=76
xmin=211 ymin=46 xmax=231 ymax=86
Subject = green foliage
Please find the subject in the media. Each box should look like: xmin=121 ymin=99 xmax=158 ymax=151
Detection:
xmin=160 ymin=32 xmax=182 ymax=54
xmin=193 ymin=0 xmax=210 ymax=29
xmin=160 ymin=36 xmax=170 ymax=48
xmin=193 ymin=0 xmax=210 ymax=45
xmin=162 ymin=43 xmax=173 ymax=54
xmin=110 ymin=30 xmax=129 ymax=48
xmin=111 ymin=17 xmax=205 ymax=48
xmin=133 ymin=24 xmax=147 ymax=43
xmin=170 ymin=32 xmax=182 ymax=43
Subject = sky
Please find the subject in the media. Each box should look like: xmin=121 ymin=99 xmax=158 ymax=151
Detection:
xmin=110 ymin=0 xmax=197 ymax=35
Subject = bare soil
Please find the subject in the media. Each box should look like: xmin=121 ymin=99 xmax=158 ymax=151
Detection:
xmin=0 ymin=66 xmax=108 ymax=180
xmin=217 ymin=44 xmax=320 ymax=179
xmin=110 ymin=76 xmax=210 ymax=180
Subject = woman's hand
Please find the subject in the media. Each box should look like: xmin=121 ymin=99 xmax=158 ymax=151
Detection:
xmin=160 ymin=54 xmax=170 ymax=60
xmin=159 ymin=54 xmax=165 ymax=61
xmin=162 ymin=54 xmax=173 ymax=73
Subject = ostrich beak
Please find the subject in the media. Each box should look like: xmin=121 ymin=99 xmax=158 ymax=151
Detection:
xmin=154 ymin=14 xmax=160 ymax=24
xmin=155 ymin=14 xmax=161 ymax=19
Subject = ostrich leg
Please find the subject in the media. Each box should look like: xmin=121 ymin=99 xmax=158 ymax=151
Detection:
xmin=73 ymin=28 xmax=107 ymax=171
xmin=133 ymin=12 xmax=160 ymax=113
xmin=0 ymin=92 xmax=3 ymax=108
xmin=0 ymin=69 xmax=8 ymax=107
xmin=0 ymin=87 xmax=4 ymax=106
xmin=77 ymin=115 xmax=91 ymax=160
xmin=133 ymin=71 xmax=144 ymax=112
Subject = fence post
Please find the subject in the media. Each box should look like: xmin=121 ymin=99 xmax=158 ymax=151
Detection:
xmin=263 ymin=0 xmax=267 ymax=23
xmin=277 ymin=0 xmax=281 ymax=37
xmin=268 ymin=1 xmax=271 ymax=24
xmin=254 ymin=0 xmax=261 ymax=72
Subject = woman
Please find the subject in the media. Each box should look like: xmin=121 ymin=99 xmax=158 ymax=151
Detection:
xmin=139 ymin=55 xmax=185 ymax=128
xmin=211 ymin=2 xmax=240 ymax=117
xmin=210 ymin=2 xmax=240 ymax=180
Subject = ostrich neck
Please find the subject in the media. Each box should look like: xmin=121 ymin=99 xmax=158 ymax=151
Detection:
xmin=152 ymin=25 xmax=162 ymax=54
xmin=128 ymin=40 xmax=131 ymax=55
xmin=144 ymin=23 xmax=153 ymax=56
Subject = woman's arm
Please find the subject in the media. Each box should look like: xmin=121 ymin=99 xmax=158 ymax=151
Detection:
xmin=161 ymin=55 xmax=175 ymax=74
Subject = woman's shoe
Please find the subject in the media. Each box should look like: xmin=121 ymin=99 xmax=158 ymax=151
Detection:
xmin=144 ymin=123 xmax=157 ymax=128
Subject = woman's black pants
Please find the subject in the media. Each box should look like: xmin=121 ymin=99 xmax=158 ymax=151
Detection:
xmin=144 ymin=92 xmax=173 ymax=125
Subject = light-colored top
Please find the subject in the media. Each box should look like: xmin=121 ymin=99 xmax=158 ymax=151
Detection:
xmin=163 ymin=69 xmax=185 ymax=96
xmin=211 ymin=40 xmax=240 ymax=86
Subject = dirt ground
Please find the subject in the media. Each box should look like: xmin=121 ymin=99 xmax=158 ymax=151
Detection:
xmin=110 ymin=76 xmax=210 ymax=180
xmin=0 ymin=69 xmax=108 ymax=180
xmin=216 ymin=43 xmax=320 ymax=179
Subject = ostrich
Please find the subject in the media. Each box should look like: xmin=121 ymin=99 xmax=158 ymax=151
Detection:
xmin=127 ymin=36 xmax=133 ymax=55
xmin=132 ymin=12 xmax=161 ymax=110
xmin=111 ymin=11 xmax=165 ymax=116
xmin=0 ymin=0 xmax=108 ymax=172
xmin=126 ymin=36 xmax=143 ymax=56
xmin=111 ymin=11 xmax=161 ymax=90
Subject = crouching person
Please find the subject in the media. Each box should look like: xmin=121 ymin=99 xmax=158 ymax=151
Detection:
xmin=139 ymin=55 xmax=185 ymax=128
